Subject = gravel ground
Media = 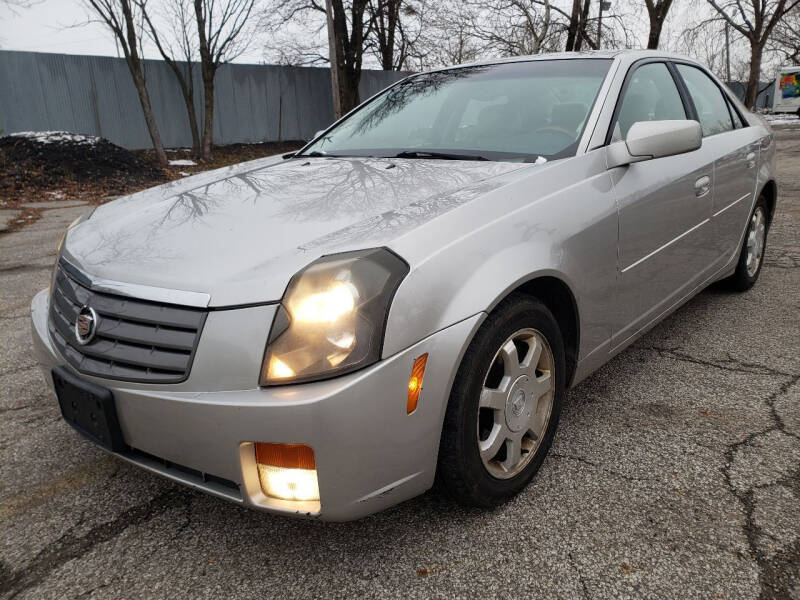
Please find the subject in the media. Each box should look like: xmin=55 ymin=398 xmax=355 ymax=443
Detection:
xmin=1 ymin=131 xmax=798 ymax=600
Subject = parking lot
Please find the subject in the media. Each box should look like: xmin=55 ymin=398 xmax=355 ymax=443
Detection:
xmin=1 ymin=128 xmax=798 ymax=600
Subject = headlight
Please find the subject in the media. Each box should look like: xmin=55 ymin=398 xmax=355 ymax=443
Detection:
xmin=261 ymin=248 xmax=408 ymax=385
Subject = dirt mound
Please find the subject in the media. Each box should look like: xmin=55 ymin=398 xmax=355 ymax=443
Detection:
xmin=0 ymin=131 xmax=165 ymax=202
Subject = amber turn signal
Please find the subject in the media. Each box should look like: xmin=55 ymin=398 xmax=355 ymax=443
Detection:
xmin=407 ymin=353 xmax=428 ymax=414
xmin=255 ymin=442 xmax=316 ymax=469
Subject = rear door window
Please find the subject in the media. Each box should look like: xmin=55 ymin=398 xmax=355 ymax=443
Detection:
xmin=677 ymin=64 xmax=735 ymax=136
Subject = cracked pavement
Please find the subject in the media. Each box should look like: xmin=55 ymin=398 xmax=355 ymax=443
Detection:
xmin=1 ymin=130 xmax=799 ymax=599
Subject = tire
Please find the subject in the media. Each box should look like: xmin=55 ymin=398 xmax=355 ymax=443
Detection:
xmin=437 ymin=293 xmax=566 ymax=508
xmin=723 ymin=195 xmax=769 ymax=292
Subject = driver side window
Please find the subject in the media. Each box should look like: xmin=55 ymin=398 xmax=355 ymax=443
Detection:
xmin=613 ymin=62 xmax=687 ymax=140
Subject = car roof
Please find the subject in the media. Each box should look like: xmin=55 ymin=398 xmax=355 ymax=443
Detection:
xmin=425 ymin=49 xmax=703 ymax=74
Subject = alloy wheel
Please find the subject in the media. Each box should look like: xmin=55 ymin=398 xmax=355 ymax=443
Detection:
xmin=746 ymin=206 xmax=766 ymax=278
xmin=477 ymin=328 xmax=555 ymax=479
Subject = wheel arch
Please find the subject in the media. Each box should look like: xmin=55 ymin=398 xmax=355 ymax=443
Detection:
xmin=759 ymin=179 xmax=777 ymax=225
xmin=490 ymin=275 xmax=581 ymax=389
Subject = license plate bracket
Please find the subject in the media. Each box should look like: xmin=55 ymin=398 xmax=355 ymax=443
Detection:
xmin=52 ymin=367 xmax=126 ymax=452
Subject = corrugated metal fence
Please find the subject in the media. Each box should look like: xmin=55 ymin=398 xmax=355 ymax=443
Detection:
xmin=0 ymin=50 xmax=777 ymax=149
xmin=0 ymin=50 xmax=409 ymax=149
xmin=725 ymin=81 xmax=775 ymax=109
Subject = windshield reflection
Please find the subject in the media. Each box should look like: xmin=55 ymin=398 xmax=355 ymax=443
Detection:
xmin=351 ymin=66 xmax=490 ymax=137
xmin=304 ymin=59 xmax=612 ymax=162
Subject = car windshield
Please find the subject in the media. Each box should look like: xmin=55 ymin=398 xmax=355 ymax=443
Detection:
xmin=301 ymin=59 xmax=613 ymax=162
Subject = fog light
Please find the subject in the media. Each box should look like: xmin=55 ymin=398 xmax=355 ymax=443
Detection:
xmin=257 ymin=465 xmax=320 ymax=502
xmin=255 ymin=443 xmax=319 ymax=502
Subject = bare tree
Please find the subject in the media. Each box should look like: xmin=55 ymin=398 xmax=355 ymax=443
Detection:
xmin=574 ymin=0 xmax=594 ymax=48
xmin=0 ymin=0 xmax=41 ymax=14
xmin=704 ymin=0 xmax=800 ymax=107
xmin=264 ymin=0 xmax=369 ymax=117
xmin=193 ymin=0 xmax=257 ymax=159
xmin=769 ymin=5 xmax=800 ymax=64
xmin=681 ymin=19 xmax=736 ymax=79
xmin=466 ymin=0 xmax=560 ymax=57
xmin=139 ymin=0 xmax=201 ymax=157
xmin=644 ymin=0 xmax=675 ymax=48
xmin=262 ymin=0 xmax=637 ymax=76
xmin=404 ymin=0 xmax=481 ymax=68
xmin=534 ymin=0 xmax=631 ymax=51
xmin=260 ymin=0 xmax=327 ymax=65
xmin=399 ymin=0 xmax=635 ymax=68
xmin=84 ymin=0 xmax=168 ymax=165
xmin=535 ymin=0 xmax=635 ymax=51
xmin=325 ymin=0 xmax=370 ymax=116
xmin=325 ymin=0 xmax=344 ymax=117
xmin=564 ymin=0 xmax=595 ymax=50
xmin=367 ymin=0 xmax=400 ymax=69
xmin=366 ymin=0 xmax=421 ymax=70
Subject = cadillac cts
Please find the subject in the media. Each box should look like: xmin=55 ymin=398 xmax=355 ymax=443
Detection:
xmin=31 ymin=50 xmax=777 ymax=521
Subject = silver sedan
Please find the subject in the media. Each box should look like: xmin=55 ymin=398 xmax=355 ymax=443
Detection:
xmin=31 ymin=50 xmax=777 ymax=520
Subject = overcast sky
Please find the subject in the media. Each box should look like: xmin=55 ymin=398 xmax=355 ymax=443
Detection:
xmin=0 ymin=0 xmax=265 ymax=63
xmin=0 ymin=0 xmax=776 ymax=79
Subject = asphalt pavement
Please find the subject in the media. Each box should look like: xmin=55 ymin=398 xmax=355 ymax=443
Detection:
xmin=1 ymin=129 xmax=798 ymax=599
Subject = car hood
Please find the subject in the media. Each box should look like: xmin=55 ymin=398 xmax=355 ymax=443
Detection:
xmin=63 ymin=155 xmax=529 ymax=307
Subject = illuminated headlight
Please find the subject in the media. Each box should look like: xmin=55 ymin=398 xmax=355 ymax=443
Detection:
xmin=261 ymin=248 xmax=408 ymax=385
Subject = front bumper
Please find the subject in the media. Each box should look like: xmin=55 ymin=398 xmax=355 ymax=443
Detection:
xmin=30 ymin=289 xmax=482 ymax=521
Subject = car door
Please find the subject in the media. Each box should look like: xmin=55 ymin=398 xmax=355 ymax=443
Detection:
xmin=674 ymin=63 xmax=761 ymax=268
xmin=608 ymin=61 xmax=719 ymax=349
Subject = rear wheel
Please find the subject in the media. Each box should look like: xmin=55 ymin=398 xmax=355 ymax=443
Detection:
xmin=724 ymin=196 xmax=769 ymax=291
xmin=437 ymin=294 xmax=565 ymax=507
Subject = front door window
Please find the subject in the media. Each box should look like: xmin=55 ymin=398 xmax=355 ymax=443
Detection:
xmin=613 ymin=62 xmax=686 ymax=140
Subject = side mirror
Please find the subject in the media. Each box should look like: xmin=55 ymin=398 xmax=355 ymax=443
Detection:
xmin=606 ymin=120 xmax=702 ymax=169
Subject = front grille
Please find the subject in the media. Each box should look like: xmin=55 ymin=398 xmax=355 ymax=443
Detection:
xmin=48 ymin=261 xmax=207 ymax=383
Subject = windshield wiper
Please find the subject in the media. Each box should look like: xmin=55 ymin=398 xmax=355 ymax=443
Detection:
xmin=393 ymin=150 xmax=490 ymax=161
xmin=296 ymin=151 xmax=368 ymax=159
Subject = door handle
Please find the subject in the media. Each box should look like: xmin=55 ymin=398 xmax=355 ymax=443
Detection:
xmin=746 ymin=152 xmax=756 ymax=169
xmin=694 ymin=175 xmax=711 ymax=197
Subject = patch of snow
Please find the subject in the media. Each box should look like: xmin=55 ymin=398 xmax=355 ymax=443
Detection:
xmin=534 ymin=155 xmax=548 ymax=164
xmin=179 ymin=171 xmax=192 ymax=177
xmin=764 ymin=114 xmax=799 ymax=125
xmin=169 ymin=159 xmax=197 ymax=166
xmin=9 ymin=131 xmax=101 ymax=145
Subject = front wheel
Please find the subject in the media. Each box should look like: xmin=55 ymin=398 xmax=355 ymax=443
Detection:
xmin=437 ymin=294 xmax=565 ymax=508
